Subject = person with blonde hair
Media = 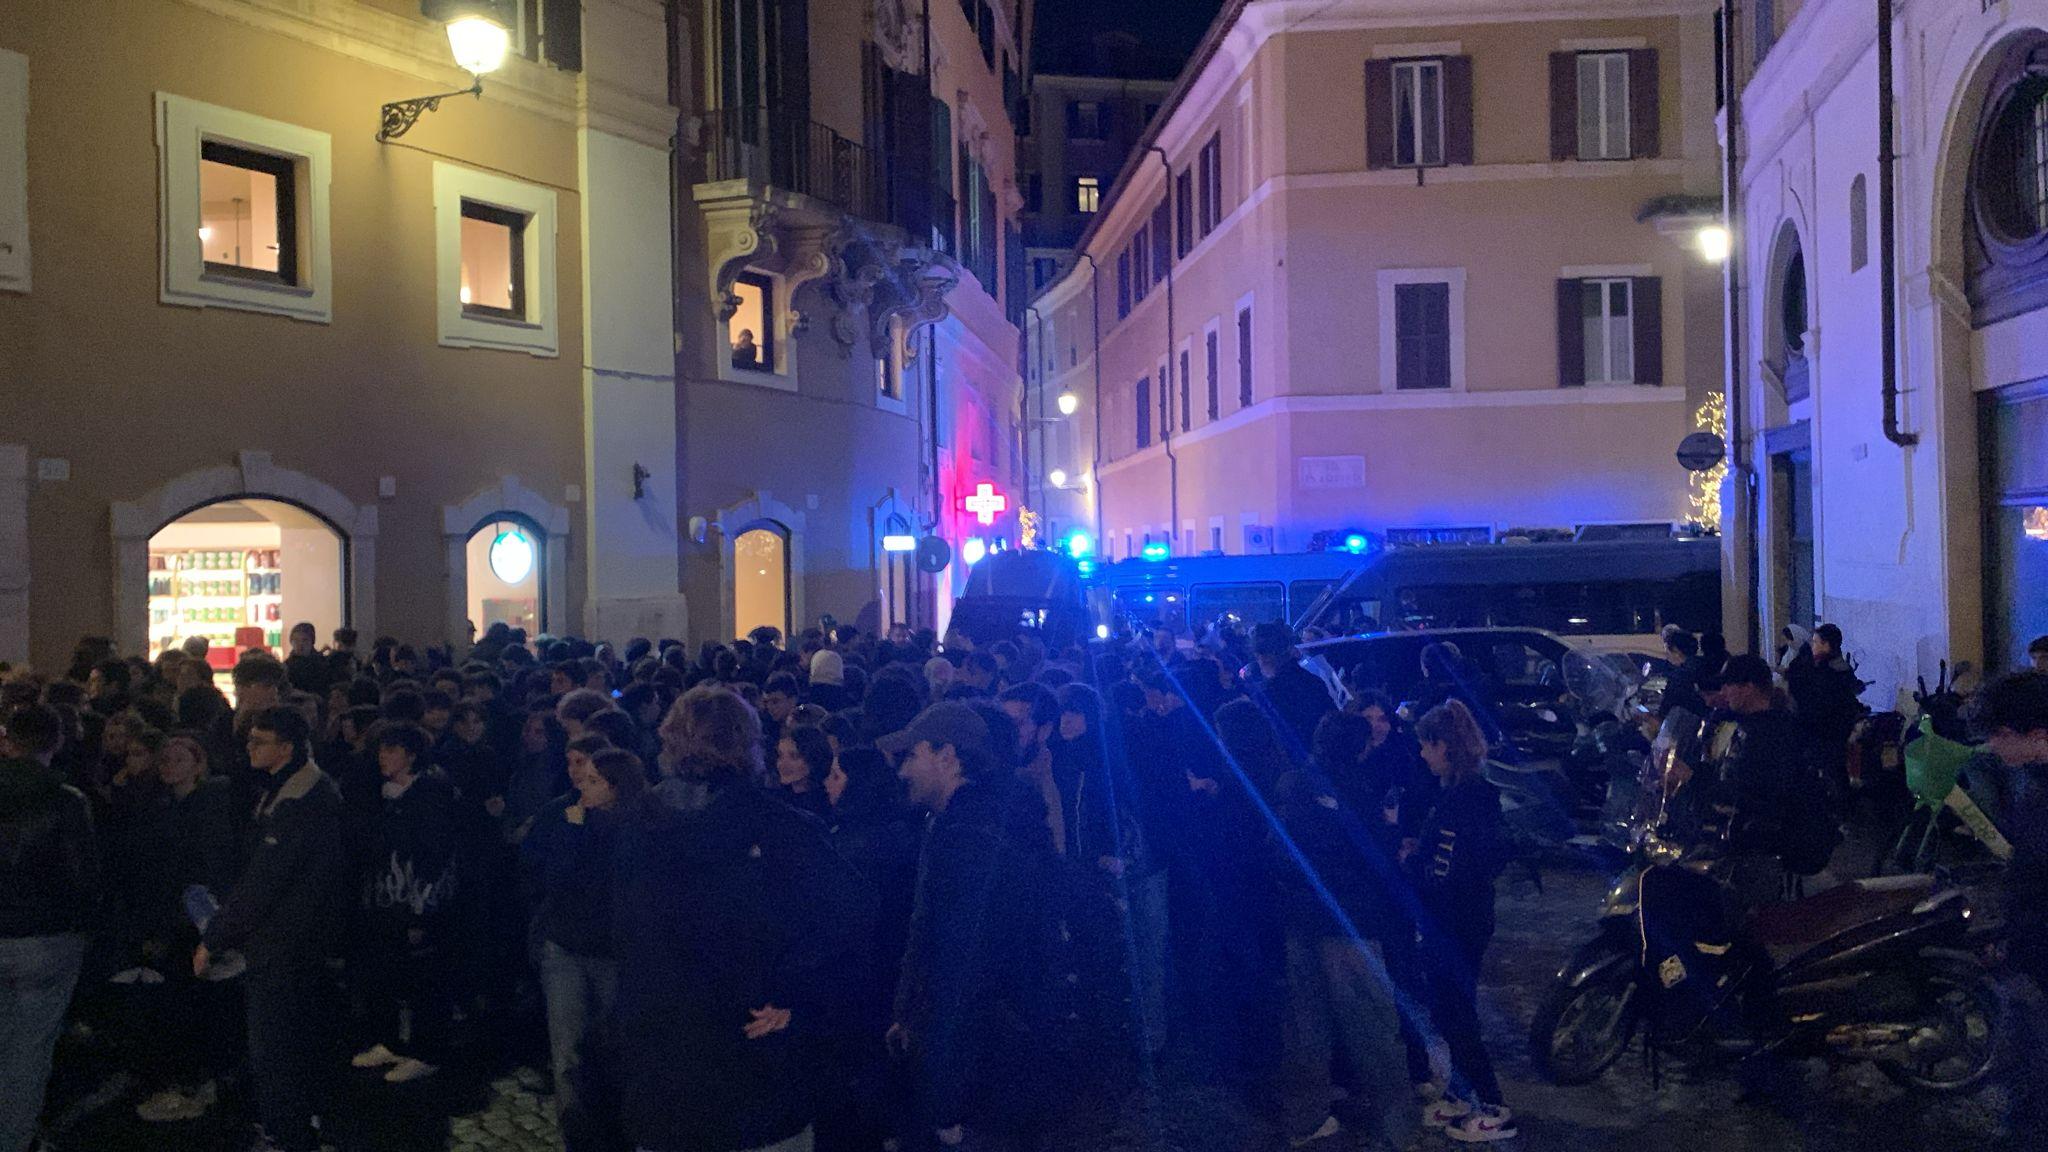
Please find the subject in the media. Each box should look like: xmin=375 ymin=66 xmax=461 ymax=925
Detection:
xmin=1405 ymin=699 xmax=1515 ymax=1143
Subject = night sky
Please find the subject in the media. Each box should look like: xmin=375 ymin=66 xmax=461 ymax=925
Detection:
xmin=1033 ymin=0 xmax=1228 ymax=80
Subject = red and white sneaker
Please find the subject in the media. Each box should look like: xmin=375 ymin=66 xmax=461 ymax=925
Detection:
xmin=1423 ymin=1097 xmax=1472 ymax=1129
xmin=1445 ymin=1105 xmax=1518 ymax=1143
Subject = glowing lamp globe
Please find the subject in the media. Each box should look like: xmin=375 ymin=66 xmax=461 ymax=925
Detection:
xmin=1057 ymin=391 xmax=1080 ymax=416
xmin=960 ymin=537 xmax=988 ymax=566
xmin=446 ymin=15 xmax=511 ymax=74
xmin=1696 ymin=225 xmax=1731 ymax=264
xmin=1048 ymin=468 xmax=1068 ymax=489
xmin=488 ymin=528 xmax=534 ymax=584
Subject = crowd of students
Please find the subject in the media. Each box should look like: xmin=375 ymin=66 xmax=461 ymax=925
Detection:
xmin=1 ymin=615 xmax=1527 ymax=1152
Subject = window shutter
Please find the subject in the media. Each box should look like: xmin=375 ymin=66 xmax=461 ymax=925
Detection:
xmin=1549 ymin=53 xmax=1577 ymax=161
xmin=1444 ymin=55 xmax=1475 ymax=166
xmin=1364 ymin=60 xmax=1395 ymax=170
xmin=542 ymin=0 xmax=584 ymax=73
xmin=774 ymin=0 xmax=806 ymax=115
xmin=889 ymin=68 xmax=933 ymax=241
xmin=1628 ymin=50 xmax=1660 ymax=159
xmin=1065 ymin=101 xmax=1080 ymax=137
xmin=1632 ymin=276 xmax=1664 ymax=384
xmin=1557 ymin=278 xmax=1586 ymax=387
xmin=1151 ymin=200 xmax=1170 ymax=280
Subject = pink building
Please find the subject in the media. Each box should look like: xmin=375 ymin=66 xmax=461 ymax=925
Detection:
xmin=1028 ymin=0 xmax=1730 ymax=563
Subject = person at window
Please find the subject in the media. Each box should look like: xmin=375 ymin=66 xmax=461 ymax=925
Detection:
xmin=732 ymin=328 xmax=761 ymax=369
xmin=0 ymin=703 xmax=100 ymax=1152
xmin=194 ymin=705 xmax=344 ymax=1152
xmin=523 ymin=744 xmax=644 ymax=1151
xmin=1406 ymin=699 xmax=1516 ymax=1144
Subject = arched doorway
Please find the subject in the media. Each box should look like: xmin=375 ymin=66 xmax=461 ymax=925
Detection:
xmin=732 ymin=523 xmax=790 ymax=641
xmin=147 ymin=498 xmax=346 ymax=663
xmin=1760 ymin=221 xmax=1817 ymax=635
xmin=464 ymin=515 xmax=545 ymax=639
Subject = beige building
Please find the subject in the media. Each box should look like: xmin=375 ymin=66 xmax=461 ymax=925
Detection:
xmin=1721 ymin=0 xmax=2048 ymax=704
xmin=1030 ymin=0 xmax=1728 ymax=568
xmin=0 ymin=0 xmax=1034 ymax=669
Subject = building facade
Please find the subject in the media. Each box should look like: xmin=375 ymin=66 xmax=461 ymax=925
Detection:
xmin=0 ymin=0 xmax=677 ymax=669
xmin=1030 ymin=0 xmax=1727 ymax=573
xmin=672 ymin=0 xmax=1031 ymax=644
xmin=1019 ymin=68 xmax=1174 ymax=295
xmin=1724 ymin=0 xmax=2048 ymax=706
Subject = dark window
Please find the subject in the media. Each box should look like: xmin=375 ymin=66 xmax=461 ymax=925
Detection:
xmin=1199 ymin=133 xmax=1222 ymax=233
xmin=1135 ymin=376 xmax=1151 ymax=448
xmin=1024 ymin=173 xmax=1042 ymax=212
xmin=1179 ymin=349 xmax=1192 ymax=432
xmin=1206 ymin=328 xmax=1220 ymax=419
xmin=976 ymin=0 xmax=995 ymax=68
xmin=1068 ymin=101 xmax=1106 ymax=140
xmin=1394 ymin=281 xmax=1451 ymax=390
xmin=1237 ymin=304 xmax=1253 ymax=407
xmin=1176 ymin=168 xmax=1194 ymax=257
xmin=1159 ymin=365 xmax=1170 ymax=434
xmin=197 ymin=140 xmax=298 ymax=285
xmin=1151 ymin=200 xmax=1171 ymax=280
xmin=1132 ymin=233 xmax=1150 ymax=303
xmin=1755 ymin=0 xmax=1777 ymax=66
xmin=1116 ymin=251 xmax=1131 ymax=317
xmin=1849 ymin=174 xmax=1870 ymax=272
xmin=459 ymin=199 xmax=529 ymax=321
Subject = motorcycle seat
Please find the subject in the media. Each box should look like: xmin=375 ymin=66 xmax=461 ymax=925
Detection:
xmin=1746 ymin=874 xmax=1935 ymax=968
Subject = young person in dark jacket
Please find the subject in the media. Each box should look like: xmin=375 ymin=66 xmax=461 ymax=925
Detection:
xmin=196 ymin=705 xmax=345 ymax=1152
xmin=1971 ymin=671 xmax=2048 ymax=1132
xmin=348 ymin=722 xmax=464 ymax=1085
xmin=1244 ymin=621 xmax=1336 ymax=756
xmin=610 ymin=686 xmax=874 ymax=1152
xmin=1 ymin=703 xmax=100 ymax=1152
xmin=1406 ymin=699 xmax=1515 ymax=1144
xmin=772 ymin=724 xmax=834 ymax=819
xmin=524 ymin=745 xmax=644 ymax=1151
xmin=883 ymin=702 xmax=1057 ymax=1152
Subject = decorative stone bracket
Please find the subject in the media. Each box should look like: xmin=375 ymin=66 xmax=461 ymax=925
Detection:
xmin=831 ymin=226 xmax=960 ymax=352
xmin=699 ymin=189 xmax=780 ymax=323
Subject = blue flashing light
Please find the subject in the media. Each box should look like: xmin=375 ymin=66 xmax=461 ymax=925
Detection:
xmin=1140 ymin=541 xmax=1171 ymax=562
xmin=1343 ymin=533 xmax=1371 ymax=555
xmin=1065 ymin=530 xmax=1094 ymax=559
xmin=1076 ymin=559 xmax=1096 ymax=576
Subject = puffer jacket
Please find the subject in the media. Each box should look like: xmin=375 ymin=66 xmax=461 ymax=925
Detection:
xmin=0 ymin=757 xmax=99 ymax=937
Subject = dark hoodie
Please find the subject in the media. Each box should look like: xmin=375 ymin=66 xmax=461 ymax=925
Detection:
xmin=361 ymin=770 xmax=465 ymax=943
xmin=203 ymin=762 xmax=345 ymax=971
xmin=0 ymin=757 xmax=100 ymax=937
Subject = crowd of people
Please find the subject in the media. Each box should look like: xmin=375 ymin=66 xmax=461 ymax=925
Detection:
xmin=3 ymin=611 xmax=2045 ymax=1152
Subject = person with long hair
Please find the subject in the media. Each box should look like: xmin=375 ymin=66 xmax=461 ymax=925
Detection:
xmin=772 ymin=726 xmax=834 ymax=818
xmin=1407 ymin=699 xmax=1514 ymax=1143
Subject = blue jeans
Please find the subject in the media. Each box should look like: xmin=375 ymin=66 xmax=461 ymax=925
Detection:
xmin=541 ymin=941 xmax=618 ymax=1140
xmin=0 ymin=933 xmax=87 ymax=1152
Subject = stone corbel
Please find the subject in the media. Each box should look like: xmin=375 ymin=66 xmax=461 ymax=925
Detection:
xmin=782 ymin=225 xmax=842 ymax=336
xmin=871 ymin=252 xmax=960 ymax=350
xmin=830 ymin=231 xmax=898 ymax=350
xmin=702 ymin=197 xmax=781 ymax=322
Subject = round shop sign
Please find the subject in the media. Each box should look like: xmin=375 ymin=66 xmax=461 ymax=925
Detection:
xmin=489 ymin=529 xmax=535 ymax=584
xmin=1676 ymin=432 xmax=1727 ymax=473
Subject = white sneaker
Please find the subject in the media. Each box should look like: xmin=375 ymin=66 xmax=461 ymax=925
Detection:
xmin=1445 ymin=1105 xmax=1518 ymax=1144
xmin=383 ymin=1057 xmax=438 ymax=1084
xmin=1288 ymin=1115 xmax=1342 ymax=1148
xmin=350 ymin=1043 xmax=401 ymax=1069
xmin=1424 ymin=1097 xmax=1473 ymax=1129
xmin=136 ymin=1080 xmax=217 ymax=1123
xmin=108 ymin=967 xmax=145 ymax=985
xmin=200 ymin=950 xmax=247 ymax=982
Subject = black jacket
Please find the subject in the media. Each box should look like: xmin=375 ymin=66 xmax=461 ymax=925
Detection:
xmin=1246 ymin=660 xmax=1336 ymax=755
xmin=610 ymin=779 xmax=875 ymax=1152
xmin=522 ymin=795 xmax=619 ymax=958
xmin=361 ymin=771 xmax=465 ymax=941
xmin=1274 ymin=763 xmax=1402 ymax=942
xmin=893 ymin=778 xmax=1057 ymax=1131
xmin=1409 ymin=775 xmax=1508 ymax=944
xmin=111 ymin=777 xmax=238 ymax=944
xmin=0 ymin=757 xmax=100 ymax=937
xmin=203 ymin=762 xmax=345 ymax=971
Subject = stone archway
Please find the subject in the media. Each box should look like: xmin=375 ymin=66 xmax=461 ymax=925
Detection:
xmin=442 ymin=476 xmax=572 ymax=651
xmin=715 ymin=491 xmax=807 ymax=643
xmin=109 ymin=450 xmax=378 ymax=659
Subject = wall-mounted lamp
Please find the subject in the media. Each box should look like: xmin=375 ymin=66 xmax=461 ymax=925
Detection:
xmin=378 ymin=0 xmax=512 ymax=142
xmin=1057 ymin=390 xmax=1080 ymax=416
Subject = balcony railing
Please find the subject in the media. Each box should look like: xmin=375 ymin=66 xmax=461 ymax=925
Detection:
xmin=703 ymin=106 xmax=886 ymax=221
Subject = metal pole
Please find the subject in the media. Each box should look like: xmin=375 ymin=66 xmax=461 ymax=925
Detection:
xmin=1878 ymin=0 xmax=1916 ymax=448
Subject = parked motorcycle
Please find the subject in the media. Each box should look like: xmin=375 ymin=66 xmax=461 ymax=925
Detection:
xmin=1530 ymin=713 xmax=2025 ymax=1095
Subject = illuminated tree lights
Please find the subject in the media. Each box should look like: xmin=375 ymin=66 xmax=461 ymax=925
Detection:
xmin=1687 ymin=391 xmax=1728 ymax=535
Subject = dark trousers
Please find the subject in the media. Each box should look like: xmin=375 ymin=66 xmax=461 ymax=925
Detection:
xmin=1420 ymin=924 xmax=1502 ymax=1106
xmin=359 ymin=937 xmax=454 ymax=1063
xmin=246 ymin=963 xmax=331 ymax=1151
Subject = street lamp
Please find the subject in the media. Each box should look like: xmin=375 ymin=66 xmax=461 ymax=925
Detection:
xmin=1048 ymin=468 xmax=1068 ymax=489
xmin=379 ymin=0 xmax=512 ymax=142
xmin=1057 ymin=390 xmax=1080 ymax=416
xmin=1696 ymin=224 xmax=1732 ymax=264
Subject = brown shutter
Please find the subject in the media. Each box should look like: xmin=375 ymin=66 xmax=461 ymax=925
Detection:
xmin=1557 ymin=279 xmax=1585 ymax=387
xmin=1364 ymin=59 xmax=1394 ymax=170
xmin=542 ymin=0 xmax=583 ymax=72
xmin=1444 ymin=55 xmax=1475 ymax=166
xmin=1629 ymin=49 xmax=1660 ymax=159
xmin=1632 ymin=276 xmax=1664 ymax=384
xmin=1549 ymin=53 xmax=1578 ymax=161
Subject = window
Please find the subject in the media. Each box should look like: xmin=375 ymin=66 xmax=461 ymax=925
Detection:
xmin=1576 ymin=53 xmax=1630 ymax=160
xmin=976 ymin=0 xmax=996 ymax=68
xmin=157 ymin=93 xmax=332 ymax=322
xmin=1176 ymin=168 xmax=1194 ymax=257
xmin=1069 ymin=101 xmax=1106 ymax=140
xmin=2021 ymin=88 xmax=2048 ymax=235
xmin=1132 ymin=231 xmax=1150 ymax=302
xmin=1237 ymin=302 xmax=1254 ymax=407
xmin=1179 ymin=346 xmax=1192 ymax=432
xmin=728 ymin=271 xmax=774 ymax=371
xmin=459 ymin=200 xmax=527 ymax=320
xmin=1849 ymin=174 xmax=1869 ymax=272
xmin=1579 ymin=278 xmax=1635 ymax=385
xmin=1151 ymin=200 xmax=1170 ymax=280
xmin=1158 ymin=362 xmax=1170 ymax=436
xmin=1394 ymin=282 xmax=1452 ymax=390
xmin=1391 ymin=60 xmax=1445 ymax=167
xmin=1135 ymin=377 xmax=1152 ymax=448
xmin=1024 ymin=173 xmax=1042 ymax=212
xmin=1 ymin=49 xmax=29 ymax=293
xmin=1116 ymin=251 xmax=1131 ymax=317
xmin=1198 ymin=133 xmax=1222 ymax=234
xmin=1031 ymin=256 xmax=1059 ymax=290
xmin=434 ymin=162 xmax=558 ymax=356
xmin=1075 ymin=175 xmax=1100 ymax=213
xmin=1205 ymin=323 xmax=1221 ymax=420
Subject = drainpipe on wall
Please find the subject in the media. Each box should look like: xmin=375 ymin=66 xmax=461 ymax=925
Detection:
xmin=1027 ymin=305 xmax=1045 ymax=516
xmin=666 ymin=0 xmax=690 ymax=633
xmin=1877 ymin=0 xmax=1916 ymax=449
xmin=1723 ymin=0 xmax=1760 ymax=656
xmin=1079 ymin=251 xmax=1104 ymax=552
xmin=1148 ymin=146 xmax=1180 ymax=545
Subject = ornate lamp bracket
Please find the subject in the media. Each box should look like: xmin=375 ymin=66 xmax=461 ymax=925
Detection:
xmin=377 ymin=79 xmax=483 ymax=142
